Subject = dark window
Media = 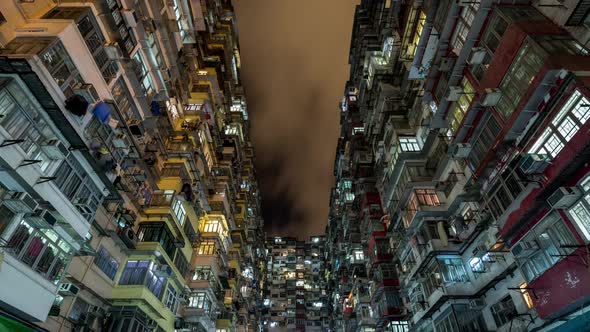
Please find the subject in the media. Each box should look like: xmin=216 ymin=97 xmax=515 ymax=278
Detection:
xmin=93 ymin=246 xmax=119 ymax=280
xmin=491 ymin=296 xmax=517 ymax=327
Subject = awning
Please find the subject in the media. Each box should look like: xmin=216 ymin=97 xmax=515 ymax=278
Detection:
xmin=0 ymin=313 xmax=46 ymax=332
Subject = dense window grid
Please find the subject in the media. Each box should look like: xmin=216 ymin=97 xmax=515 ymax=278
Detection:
xmin=118 ymin=260 xmax=166 ymax=298
xmin=447 ymin=77 xmax=475 ymax=134
xmin=568 ymin=174 xmax=590 ymax=240
xmin=398 ymin=137 xmax=421 ymax=152
xmin=495 ymin=40 xmax=545 ymax=119
xmin=197 ymin=240 xmax=216 ymax=255
xmin=132 ymin=51 xmax=154 ymax=96
xmin=514 ymin=213 xmax=576 ymax=281
xmin=484 ymin=168 xmax=526 ymax=221
xmin=7 ymin=220 xmax=72 ymax=284
xmin=468 ymin=114 xmax=502 ymax=170
xmin=39 ymin=41 xmax=83 ymax=92
xmin=451 ymin=3 xmax=479 ymax=53
xmin=75 ymin=12 xmax=119 ymax=84
xmin=93 ymin=246 xmax=119 ymax=280
xmin=53 ymin=153 xmax=103 ymax=221
xmin=0 ymin=78 xmax=58 ymax=173
xmin=415 ymin=189 xmax=441 ymax=206
xmin=188 ymin=292 xmax=212 ymax=313
xmin=173 ymin=250 xmax=190 ymax=278
xmin=471 ymin=12 xmax=508 ymax=81
xmin=136 ymin=222 xmax=177 ymax=259
xmin=111 ymin=77 xmax=141 ymax=122
xmin=529 ymin=89 xmax=590 ymax=158
xmin=172 ymin=197 xmax=186 ymax=226
xmin=164 ymin=284 xmax=180 ymax=315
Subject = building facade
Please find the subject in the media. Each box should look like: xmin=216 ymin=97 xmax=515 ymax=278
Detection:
xmin=326 ymin=1 xmax=590 ymax=332
xmin=0 ymin=0 xmax=265 ymax=331
xmin=261 ymin=236 xmax=330 ymax=332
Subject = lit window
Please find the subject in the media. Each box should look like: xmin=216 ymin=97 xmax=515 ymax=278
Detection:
xmin=530 ymin=90 xmax=590 ymax=158
xmin=202 ymin=219 xmax=224 ymax=236
xmin=353 ymin=250 xmax=364 ymax=261
xmin=468 ymin=257 xmax=484 ymax=274
xmin=399 ymin=137 xmax=421 ymax=152
xmin=344 ymin=192 xmax=355 ymax=203
xmin=172 ymin=198 xmax=186 ymax=225
xmin=189 ymin=292 xmax=211 ymax=312
xmin=415 ymin=189 xmax=440 ymax=206
xmin=448 ymin=77 xmax=475 ymax=134
xmin=519 ymin=283 xmax=534 ymax=309
xmin=197 ymin=241 xmax=216 ymax=255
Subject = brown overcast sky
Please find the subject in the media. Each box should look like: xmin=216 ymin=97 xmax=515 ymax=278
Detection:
xmin=233 ymin=0 xmax=359 ymax=238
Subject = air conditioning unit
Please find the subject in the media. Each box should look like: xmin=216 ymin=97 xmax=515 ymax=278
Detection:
xmin=41 ymin=139 xmax=69 ymax=160
xmin=481 ymin=88 xmax=502 ymax=107
xmin=439 ymin=57 xmax=455 ymax=72
xmin=450 ymin=143 xmax=472 ymax=159
xmin=2 ymin=191 xmax=38 ymax=213
xmin=469 ymin=298 xmax=486 ymax=309
xmin=72 ymin=83 xmax=100 ymax=104
xmin=122 ymin=10 xmax=137 ymax=27
xmin=446 ymin=86 xmax=463 ymax=101
xmin=547 ymin=187 xmax=582 ymax=209
xmin=116 ymin=227 xmax=137 ymax=249
xmin=26 ymin=209 xmax=58 ymax=228
xmin=468 ymin=47 xmax=488 ymax=65
xmin=112 ymin=134 xmax=128 ymax=149
xmin=104 ymin=43 xmax=123 ymax=60
xmin=142 ymin=18 xmax=156 ymax=33
xmin=520 ymin=153 xmax=551 ymax=174
xmin=512 ymin=240 xmax=539 ymax=256
xmin=58 ymin=283 xmax=80 ymax=296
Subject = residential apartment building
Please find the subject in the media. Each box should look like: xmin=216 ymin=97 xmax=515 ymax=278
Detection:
xmin=0 ymin=0 xmax=265 ymax=331
xmin=261 ymin=236 xmax=330 ymax=332
xmin=326 ymin=1 xmax=590 ymax=332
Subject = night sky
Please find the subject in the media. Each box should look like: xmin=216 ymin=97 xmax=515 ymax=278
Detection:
xmin=233 ymin=0 xmax=359 ymax=237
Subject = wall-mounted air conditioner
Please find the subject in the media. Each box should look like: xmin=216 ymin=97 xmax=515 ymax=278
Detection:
xmin=469 ymin=47 xmax=488 ymax=65
xmin=520 ymin=153 xmax=551 ymax=174
xmin=547 ymin=187 xmax=582 ymax=209
xmin=122 ymin=10 xmax=137 ymax=27
xmin=104 ymin=42 xmax=122 ymax=60
xmin=512 ymin=240 xmax=539 ymax=256
xmin=41 ymin=139 xmax=69 ymax=160
xmin=2 ymin=191 xmax=38 ymax=213
xmin=72 ymin=83 xmax=100 ymax=104
xmin=446 ymin=86 xmax=463 ymax=101
xmin=481 ymin=88 xmax=502 ymax=107
xmin=450 ymin=143 xmax=472 ymax=159
xmin=58 ymin=283 xmax=80 ymax=296
xmin=26 ymin=209 xmax=57 ymax=228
